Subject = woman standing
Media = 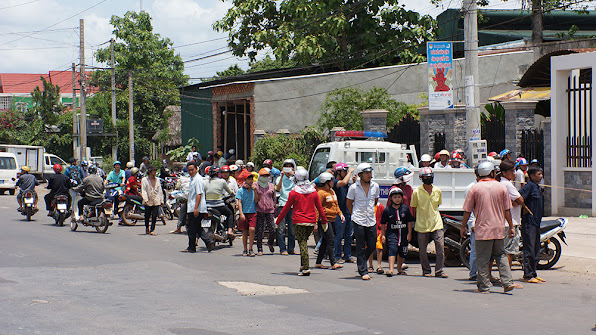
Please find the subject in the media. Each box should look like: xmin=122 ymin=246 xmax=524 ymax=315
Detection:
xmin=255 ymin=168 xmax=276 ymax=255
xmin=141 ymin=166 xmax=164 ymax=235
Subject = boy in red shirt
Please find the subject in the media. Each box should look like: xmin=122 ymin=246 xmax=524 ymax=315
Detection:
xmin=368 ymin=203 xmax=385 ymax=274
xmin=276 ymin=168 xmax=327 ymax=276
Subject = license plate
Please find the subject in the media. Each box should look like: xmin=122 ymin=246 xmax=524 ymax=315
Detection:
xmin=57 ymin=204 xmax=67 ymax=210
xmin=201 ymin=219 xmax=211 ymax=228
xmin=24 ymin=198 xmax=34 ymax=204
xmin=104 ymin=208 xmax=113 ymax=215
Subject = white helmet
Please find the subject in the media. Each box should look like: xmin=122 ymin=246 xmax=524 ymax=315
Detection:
xmin=246 ymin=162 xmax=255 ymax=168
xmin=229 ymin=164 xmax=239 ymax=172
xmin=282 ymin=158 xmax=296 ymax=170
xmin=295 ymin=168 xmax=309 ymax=182
xmin=235 ymin=160 xmax=244 ymax=167
xmin=318 ymin=172 xmax=334 ymax=184
xmin=229 ymin=149 xmax=235 ymax=154
xmin=419 ymin=167 xmax=433 ymax=178
xmin=476 ymin=161 xmax=494 ymax=177
xmin=126 ymin=161 xmax=134 ymax=168
xmin=356 ymin=163 xmax=373 ymax=175
xmin=420 ymin=154 xmax=432 ymax=162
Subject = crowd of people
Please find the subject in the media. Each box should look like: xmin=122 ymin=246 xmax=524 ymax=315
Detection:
xmin=15 ymin=145 xmax=546 ymax=293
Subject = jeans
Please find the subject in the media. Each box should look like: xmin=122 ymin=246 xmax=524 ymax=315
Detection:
xmin=316 ymin=220 xmax=336 ymax=266
xmin=469 ymin=231 xmax=478 ymax=278
xmin=417 ymin=229 xmax=445 ymax=275
xmin=521 ymin=223 xmax=541 ymax=279
xmin=475 ymin=239 xmax=513 ymax=291
xmin=353 ymin=223 xmax=376 ymax=276
xmin=186 ymin=212 xmax=212 ymax=251
xmin=177 ymin=202 xmax=187 ymax=229
xmin=276 ymin=207 xmax=295 ymax=253
xmin=69 ymin=189 xmax=79 ymax=215
xmin=145 ymin=205 xmax=159 ymax=232
xmin=334 ymin=214 xmax=353 ymax=260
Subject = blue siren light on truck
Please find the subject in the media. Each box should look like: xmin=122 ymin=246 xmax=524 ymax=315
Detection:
xmin=335 ymin=131 xmax=387 ymax=138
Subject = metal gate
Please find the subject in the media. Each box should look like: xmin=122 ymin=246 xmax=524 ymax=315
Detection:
xmin=433 ymin=132 xmax=445 ymax=155
xmin=481 ymin=118 xmax=505 ymax=154
xmin=521 ymin=129 xmax=544 ymax=164
xmin=566 ymin=69 xmax=592 ymax=168
xmin=387 ymin=114 xmax=420 ymax=156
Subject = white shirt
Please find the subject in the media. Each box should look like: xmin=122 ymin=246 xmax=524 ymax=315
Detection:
xmin=187 ymin=174 xmax=207 ymax=213
xmin=223 ymin=177 xmax=238 ymax=197
xmin=464 ymin=181 xmax=477 ymax=229
xmin=186 ymin=151 xmax=201 ymax=162
xmin=500 ymin=178 xmax=521 ymax=226
xmin=514 ymin=169 xmax=525 ymax=190
xmin=434 ymin=161 xmax=451 ymax=169
xmin=347 ymin=180 xmax=380 ymax=227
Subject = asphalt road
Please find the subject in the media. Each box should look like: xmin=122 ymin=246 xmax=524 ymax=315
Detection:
xmin=1 ymin=192 xmax=595 ymax=335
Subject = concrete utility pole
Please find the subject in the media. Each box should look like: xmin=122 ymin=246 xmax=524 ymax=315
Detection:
xmin=531 ymin=0 xmax=543 ymax=61
xmin=72 ymin=63 xmax=78 ymax=160
xmin=463 ymin=0 xmax=481 ymax=148
xmin=110 ymin=38 xmax=117 ymax=161
xmin=128 ymin=71 xmax=134 ymax=164
xmin=79 ymin=18 xmax=87 ymax=162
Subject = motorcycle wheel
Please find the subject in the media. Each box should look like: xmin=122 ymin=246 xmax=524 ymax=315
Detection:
xmin=459 ymin=238 xmax=471 ymax=269
xmin=26 ymin=206 xmax=32 ymax=221
xmin=56 ymin=212 xmax=65 ymax=226
xmin=165 ymin=209 xmax=174 ymax=221
xmin=121 ymin=205 xmax=136 ymax=226
xmin=95 ymin=212 xmax=109 ymax=233
xmin=537 ymin=238 xmax=562 ymax=270
xmin=70 ymin=218 xmax=78 ymax=231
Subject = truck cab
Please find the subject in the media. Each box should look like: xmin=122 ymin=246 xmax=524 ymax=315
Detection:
xmin=308 ymin=134 xmax=476 ymax=213
xmin=43 ymin=154 xmax=67 ymax=181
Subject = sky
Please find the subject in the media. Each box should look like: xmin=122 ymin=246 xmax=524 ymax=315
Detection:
xmin=0 ymin=0 xmax=526 ymax=84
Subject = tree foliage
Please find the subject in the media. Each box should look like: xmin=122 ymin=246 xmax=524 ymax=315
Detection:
xmin=91 ymin=11 xmax=188 ymax=162
xmin=317 ymin=86 xmax=419 ymax=133
xmin=214 ymin=0 xmax=436 ymax=70
xmin=251 ymin=128 xmax=330 ymax=169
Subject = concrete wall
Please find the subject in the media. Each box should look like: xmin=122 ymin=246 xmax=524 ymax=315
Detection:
xmin=542 ymin=118 xmax=552 ymax=216
xmin=564 ymin=171 xmax=592 ymax=209
xmin=502 ymin=102 xmax=536 ymax=156
xmin=252 ymin=51 xmax=534 ymax=133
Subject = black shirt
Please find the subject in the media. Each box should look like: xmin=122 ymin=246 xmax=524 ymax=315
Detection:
xmin=380 ymin=204 xmax=414 ymax=235
xmin=47 ymin=173 xmax=71 ymax=196
xmin=519 ymin=179 xmax=543 ymax=225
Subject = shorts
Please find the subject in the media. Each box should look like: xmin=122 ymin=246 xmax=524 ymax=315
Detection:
xmin=376 ymin=233 xmax=383 ymax=249
xmin=504 ymin=225 xmax=521 ymax=255
xmin=386 ymin=232 xmax=408 ymax=258
xmin=238 ymin=213 xmax=257 ymax=231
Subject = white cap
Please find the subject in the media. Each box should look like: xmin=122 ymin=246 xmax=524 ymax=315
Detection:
xmin=420 ymin=154 xmax=432 ymax=162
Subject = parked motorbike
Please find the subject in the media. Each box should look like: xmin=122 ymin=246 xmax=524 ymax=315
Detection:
xmin=120 ymin=194 xmax=167 ymax=226
xmin=20 ymin=190 xmax=37 ymax=221
xmin=459 ymin=218 xmax=568 ymax=270
xmin=50 ymin=194 xmax=70 ymax=226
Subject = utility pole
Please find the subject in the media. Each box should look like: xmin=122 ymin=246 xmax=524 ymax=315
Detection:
xmin=110 ymin=38 xmax=117 ymax=161
xmin=72 ymin=62 xmax=78 ymax=160
xmin=463 ymin=0 xmax=481 ymax=153
xmin=79 ymin=18 xmax=87 ymax=162
xmin=128 ymin=71 xmax=134 ymax=164
xmin=531 ymin=0 xmax=543 ymax=61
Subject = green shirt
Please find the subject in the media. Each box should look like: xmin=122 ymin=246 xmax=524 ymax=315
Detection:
xmin=410 ymin=185 xmax=443 ymax=233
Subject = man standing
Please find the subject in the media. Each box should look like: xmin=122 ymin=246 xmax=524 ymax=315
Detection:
xmin=139 ymin=156 xmax=150 ymax=175
xmin=460 ymin=161 xmax=517 ymax=294
xmin=333 ymin=163 xmax=355 ymax=263
xmin=346 ymin=163 xmax=380 ymax=280
xmin=411 ymin=167 xmax=447 ymax=278
xmin=519 ymin=165 xmax=545 ymax=284
xmin=433 ymin=150 xmax=451 ymax=169
xmin=186 ymin=145 xmax=201 ymax=163
xmin=275 ymin=159 xmax=297 ymax=255
xmin=141 ymin=166 xmax=163 ymax=235
xmin=182 ymin=161 xmax=213 ymax=253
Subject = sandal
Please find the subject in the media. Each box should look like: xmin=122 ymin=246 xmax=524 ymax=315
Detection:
xmin=385 ymin=270 xmax=393 ymax=277
xmin=149 ymin=232 xmax=157 ymax=236
xmin=368 ymin=266 xmax=374 ymax=272
xmin=242 ymin=251 xmax=248 ymax=257
xmin=397 ymin=271 xmax=408 ymax=276
xmin=298 ymin=269 xmax=311 ymax=276
xmin=331 ymin=264 xmax=343 ymax=270
xmin=249 ymin=250 xmax=256 ymax=257
xmin=315 ymin=264 xmax=329 ymax=269
xmin=376 ymin=267 xmax=384 ymax=275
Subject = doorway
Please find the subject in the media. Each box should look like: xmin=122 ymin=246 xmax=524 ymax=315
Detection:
xmin=219 ymin=100 xmax=251 ymax=161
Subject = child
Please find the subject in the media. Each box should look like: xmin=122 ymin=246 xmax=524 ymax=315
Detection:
xmin=368 ymin=202 xmax=385 ymax=274
xmin=255 ymin=168 xmax=276 ymax=255
xmin=236 ymin=176 xmax=259 ymax=257
xmin=381 ymin=188 xmax=413 ymax=277
xmin=519 ymin=165 xmax=544 ymax=283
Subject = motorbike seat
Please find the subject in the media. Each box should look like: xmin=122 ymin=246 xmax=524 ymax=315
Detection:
xmin=89 ymin=199 xmax=103 ymax=207
xmin=539 ymin=220 xmax=561 ymax=234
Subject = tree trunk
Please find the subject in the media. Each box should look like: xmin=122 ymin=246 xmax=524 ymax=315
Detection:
xmin=531 ymin=0 xmax=543 ymax=60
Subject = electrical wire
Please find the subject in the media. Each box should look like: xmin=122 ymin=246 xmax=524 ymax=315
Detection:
xmin=0 ymin=0 xmax=41 ymax=10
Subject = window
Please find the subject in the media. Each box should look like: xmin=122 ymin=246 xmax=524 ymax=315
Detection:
xmin=0 ymin=96 xmax=12 ymax=110
xmin=15 ymin=102 xmax=27 ymax=112
xmin=309 ymin=147 xmax=330 ymax=181
xmin=358 ymin=152 xmax=385 ymax=164
xmin=49 ymin=156 xmax=66 ymax=166
xmin=0 ymin=157 xmax=16 ymax=170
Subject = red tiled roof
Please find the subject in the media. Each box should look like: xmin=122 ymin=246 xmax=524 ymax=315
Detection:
xmin=0 ymin=71 xmax=98 ymax=94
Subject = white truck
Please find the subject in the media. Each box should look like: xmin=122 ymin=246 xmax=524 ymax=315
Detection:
xmin=0 ymin=144 xmax=68 ymax=181
xmin=308 ymin=138 xmax=477 ymax=213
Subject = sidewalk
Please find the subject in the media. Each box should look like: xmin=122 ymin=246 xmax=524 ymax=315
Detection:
xmin=546 ymin=216 xmax=596 ymax=276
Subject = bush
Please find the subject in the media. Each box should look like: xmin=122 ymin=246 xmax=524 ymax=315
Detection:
xmin=250 ymin=128 xmax=330 ymax=170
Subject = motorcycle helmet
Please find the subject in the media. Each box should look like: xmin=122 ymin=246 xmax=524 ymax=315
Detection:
xmin=207 ymin=151 xmax=214 ymax=157
xmin=434 ymin=152 xmax=441 ymax=161
xmin=488 ymin=151 xmax=497 ymax=157
xmin=258 ymin=168 xmax=270 ymax=176
xmin=393 ymin=167 xmax=412 ymax=184
xmin=420 ymin=154 xmax=432 ymax=162
xmin=126 ymin=161 xmax=134 ymax=168
xmin=419 ymin=167 xmax=433 ymax=178
xmin=517 ymin=158 xmax=528 ymax=166
xmin=270 ymin=167 xmax=281 ymax=178
xmin=113 ymin=160 xmax=122 ymax=167
xmin=334 ymin=162 xmax=349 ymax=171
xmin=388 ymin=187 xmax=404 ymax=197
xmin=450 ymin=152 xmax=462 ymax=160
xmin=229 ymin=149 xmax=235 ymax=155
xmin=476 ymin=161 xmax=494 ymax=177
xmin=294 ymin=168 xmax=309 ymax=182
xmin=263 ymin=159 xmax=273 ymax=166
xmin=88 ymin=165 xmax=97 ymax=174
xmin=355 ymin=163 xmax=373 ymax=175
xmin=229 ymin=164 xmax=239 ymax=172
xmin=53 ymin=164 xmax=62 ymax=173
xmin=208 ymin=166 xmax=219 ymax=176
xmin=317 ymin=172 xmax=334 ymax=185
xmin=246 ymin=162 xmax=255 ymax=168
xmin=21 ymin=166 xmax=30 ymax=172
xmin=220 ymin=165 xmax=230 ymax=172
xmin=81 ymin=161 xmax=88 ymax=167
xmin=235 ymin=160 xmax=244 ymax=167
xmin=282 ymin=158 xmax=296 ymax=170
xmin=500 ymin=149 xmax=511 ymax=159
xmin=131 ymin=167 xmax=139 ymax=175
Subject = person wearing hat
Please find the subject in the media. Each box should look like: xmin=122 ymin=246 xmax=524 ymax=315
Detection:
xmin=106 ymin=161 xmax=126 ymax=218
xmin=204 ymin=166 xmax=235 ymax=238
xmin=381 ymin=187 xmax=414 ymax=276
xmin=500 ymin=149 xmax=512 ymax=163
xmin=234 ymin=160 xmax=252 ymax=186
xmin=315 ymin=172 xmax=344 ymax=270
xmin=276 ymin=168 xmax=327 ymax=276
xmin=186 ymin=145 xmax=202 ymax=163
xmin=227 ymin=149 xmax=236 ymax=161
xmin=246 ymin=162 xmax=258 ymax=182
xmin=275 ymin=159 xmax=297 ymax=255
xmin=124 ymin=161 xmax=134 ymax=181
xmin=332 ymin=162 xmax=356 ymax=263
xmin=139 ymin=156 xmax=150 ymax=175
xmin=434 ymin=150 xmax=451 ymax=169
xmin=141 ymin=166 xmax=164 ymax=235
xmin=255 ymin=168 xmax=277 ymax=255
xmin=183 ymin=161 xmax=214 ymax=252
xmin=411 ymin=167 xmax=447 ymax=278
xmin=80 ymin=160 xmax=89 ymax=178
xmin=387 ymin=167 xmax=413 ymax=209
xmin=73 ymin=165 xmax=104 ymax=222
xmin=460 ymin=161 xmax=517 ymax=293
xmin=514 ymin=158 xmax=529 ymax=190
xmin=346 ymin=163 xmax=380 ymax=280
xmin=16 ymin=166 xmax=39 ymax=212
xmin=217 ymin=151 xmax=226 ymax=167
xmin=45 ymin=164 xmax=72 ymax=216
xmin=198 ymin=154 xmax=213 ymax=177
xmin=419 ymin=154 xmax=432 ymax=168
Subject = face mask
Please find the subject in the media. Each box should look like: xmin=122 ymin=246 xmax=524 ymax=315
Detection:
xmin=422 ymin=177 xmax=433 ymax=185
xmin=258 ymin=176 xmax=269 ymax=188
xmin=283 ymin=167 xmax=292 ymax=173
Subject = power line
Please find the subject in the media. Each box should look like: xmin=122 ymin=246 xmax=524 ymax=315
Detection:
xmin=0 ymin=0 xmax=41 ymax=10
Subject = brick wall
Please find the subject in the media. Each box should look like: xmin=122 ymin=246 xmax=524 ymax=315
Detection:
xmin=502 ymin=102 xmax=536 ymax=156
xmin=419 ymin=106 xmax=467 ymax=156
xmin=213 ymin=83 xmax=254 ymax=96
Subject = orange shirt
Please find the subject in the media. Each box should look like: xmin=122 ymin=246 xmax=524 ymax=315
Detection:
xmin=317 ymin=187 xmax=342 ymax=222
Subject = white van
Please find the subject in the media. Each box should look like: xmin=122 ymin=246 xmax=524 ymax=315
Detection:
xmin=308 ymin=139 xmax=476 ymax=213
xmin=0 ymin=152 xmax=19 ymax=195
xmin=43 ymin=153 xmax=68 ymax=181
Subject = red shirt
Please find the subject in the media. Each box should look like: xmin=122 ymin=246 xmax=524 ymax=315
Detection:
xmin=125 ymin=176 xmax=140 ymax=196
xmin=275 ymin=190 xmax=327 ymax=226
xmin=375 ymin=203 xmax=385 ymax=234
xmin=386 ymin=184 xmax=413 ymax=209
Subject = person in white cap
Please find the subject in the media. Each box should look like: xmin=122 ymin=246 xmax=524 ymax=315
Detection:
xmin=419 ymin=154 xmax=432 ymax=168
xmin=434 ymin=149 xmax=451 ymax=169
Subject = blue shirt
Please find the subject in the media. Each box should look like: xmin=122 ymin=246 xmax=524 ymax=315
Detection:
xmin=236 ymin=187 xmax=257 ymax=214
xmin=519 ymin=179 xmax=543 ymax=225
xmin=276 ymin=175 xmax=295 ymax=206
xmin=65 ymin=166 xmax=84 ymax=184
xmin=187 ymin=174 xmax=207 ymax=213
xmin=107 ymin=170 xmax=126 ymax=191
xmin=333 ymin=179 xmax=350 ymax=215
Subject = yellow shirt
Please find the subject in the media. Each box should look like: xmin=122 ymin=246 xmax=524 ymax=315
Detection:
xmin=410 ymin=185 xmax=443 ymax=233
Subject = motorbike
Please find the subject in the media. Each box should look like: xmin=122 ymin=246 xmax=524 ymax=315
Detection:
xmin=70 ymin=185 xmax=116 ymax=233
xmin=168 ymin=190 xmax=186 ymax=219
xmin=104 ymin=182 xmax=125 ymax=217
xmin=20 ymin=190 xmax=37 ymax=221
xmin=459 ymin=218 xmax=568 ymax=270
xmin=120 ymin=194 xmax=167 ymax=226
xmin=50 ymin=194 xmax=70 ymax=226
xmin=203 ymin=195 xmax=236 ymax=247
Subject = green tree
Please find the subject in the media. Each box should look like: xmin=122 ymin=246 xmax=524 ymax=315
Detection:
xmin=251 ymin=128 xmax=330 ymax=169
xmin=317 ymin=86 xmax=419 ymax=133
xmin=91 ymin=11 xmax=188 ymax=162
xmin=30 ymin=76 xmax=63 ymax=125
xmin=214 ymin=0 xmax=436 ymax=70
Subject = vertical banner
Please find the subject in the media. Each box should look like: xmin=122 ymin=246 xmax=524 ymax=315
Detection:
xmin=427 ymin=42 xmax=453 ymax=110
